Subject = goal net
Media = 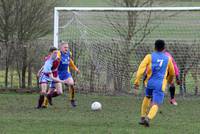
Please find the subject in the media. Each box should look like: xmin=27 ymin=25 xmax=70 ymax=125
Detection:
xmin=54 ymin=7 xmax=200 ymax=95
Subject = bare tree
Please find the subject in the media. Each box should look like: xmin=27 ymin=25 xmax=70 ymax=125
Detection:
xmin=105 ymin=0 xmax=154 ymax=92
xmin=0 ymin=0 xmax=16 ymax=87
xmin=13 ymin=0 xmax=56 ymax=88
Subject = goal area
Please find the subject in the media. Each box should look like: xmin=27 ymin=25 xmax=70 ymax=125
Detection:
xmin=54 ymin=7 xmax=200 ymax=95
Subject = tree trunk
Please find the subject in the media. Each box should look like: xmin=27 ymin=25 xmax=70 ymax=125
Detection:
xmin=4 ymin=43 xmax=9 ymax=87
xmin=106 ymin=62 xmax=114 ymax=91
xmin=122 ymin=56 xmax=132 ymax=92
xmin=183 ymin=71 xmax=187 ymax=94
xmin=114 ymin=75 xmax=123 ymax=92
xmin=123 ymin=74 xmax=131 ymax=93
xmin=16 ymin=60 xmax=22 ymax=88
xmin=21 ymin=47 xmax=27 ymax=88
xmin=5 ymin=60 xmax=9 ymax=87
xmin=10 ymin=69 xmax=14 ymax=87
xmin=28 ymin=62 xmax=32 ymax=88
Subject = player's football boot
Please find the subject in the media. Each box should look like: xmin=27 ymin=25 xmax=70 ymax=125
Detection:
xmin=41 ymin=105 xmax=47 ymax=108
xmin=139 ymin=117 xmax=145 ymax=125
xmin=170 ymin=98 xmax=178 ymax=106
xmin=35 ymin=105 xmax=41 ymax=109
xmin=70 ymin=100 xmax=77 ymax=107
xmin=144 ymin=117 xmax=150 ymax=127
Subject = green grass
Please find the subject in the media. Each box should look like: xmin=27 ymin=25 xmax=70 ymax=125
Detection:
xmin=0 ymin=93 xmax=200 ymax=134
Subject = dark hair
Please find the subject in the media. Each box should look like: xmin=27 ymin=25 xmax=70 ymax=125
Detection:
xmin=155 ymin=39 xmax=165 ymax=51
xmin=49 ymin=46 xmax=57 ymax=53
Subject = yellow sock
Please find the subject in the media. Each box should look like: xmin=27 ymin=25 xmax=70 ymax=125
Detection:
xmin=141 ymin=96 xmax=151 ymax=117
xmin=69 ymin=86 xmax=75 ymax=101
xmin=147 ymin=105 xmax=158 ymax=120
xmin=42 ymin=96 xmax=48 ymax=107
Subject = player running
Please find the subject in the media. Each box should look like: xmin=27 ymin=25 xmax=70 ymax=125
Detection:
xmin=134 ymin=40 xmax=175 ymax=127
xmin=46 ymin=42 xmax=80 ymax=107
xmin=142 ymin=50 xmax=180 ymax=106
xmin=36 ymin=47 xmax=66 ymax=109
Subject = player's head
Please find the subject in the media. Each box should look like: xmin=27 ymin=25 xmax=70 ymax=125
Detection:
xmin=155 ymin=39 xmax=165 ymax=52
xmin=59 ymin=42 xmax=69 ymax=53
xmin=49 ymin=46 xmax=58 ymax=60
xmin=49 ymin=46 xmax=57 ymax=53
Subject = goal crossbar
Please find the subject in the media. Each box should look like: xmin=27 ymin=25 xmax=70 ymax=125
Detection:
xmin=55 ymin=7 xmax=200 ymax=12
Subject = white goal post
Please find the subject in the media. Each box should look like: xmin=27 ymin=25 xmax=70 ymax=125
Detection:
xmin=53 ymin=6 xmax=200 ymax=48
xmin=53 ymin=6 xmax=200 ymax=93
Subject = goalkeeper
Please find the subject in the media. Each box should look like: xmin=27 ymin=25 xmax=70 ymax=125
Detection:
xmin=164 ymin=50 xmax=180 ymax=105
xmin=134 ymin=40 xmax=175 ymax=127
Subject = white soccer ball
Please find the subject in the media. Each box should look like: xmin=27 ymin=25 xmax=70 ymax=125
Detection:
xmin=91 ymin=101 xmax=102 ymax=111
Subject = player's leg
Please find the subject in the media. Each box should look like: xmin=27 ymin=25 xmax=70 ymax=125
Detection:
xmin=69 ymin=85 xmax=76 ymax=107
xmin=64 ymin=76 xmax=74 ymax=85
xmin=145 ymin=90 xmax=164 ymax=127
xmin=59 ymin=71 xmax=77 ymax=107
xmin=37 ymin=74 xmax=49 ymax=109
xmin=65 ymin=77 xmax=77 ymax=107
xmin=46 ymin=82 xmax=62 ymax=105
xmin=139 ymin=88 xmax=152 ymax=125
xmin=42 ymin=91 xmax=49 ymax=108
xmin=37 ymin=83 xmax=48 ymax=109
xmin=65 ymin=77 xmax=75 ymax=99
xmin=169 ymin=83 xmax=178 ymax=106
xmin=46 ymin=89 xmax=55 ymax=106
xmin=47 ymin=82 xmax=57 ymax=105
xmin=55 ymin=82 xmax=63 ymax=95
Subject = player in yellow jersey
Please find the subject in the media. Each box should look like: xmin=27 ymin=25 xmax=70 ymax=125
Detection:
xmin=134 ymin=40 xmax=175 ymax=127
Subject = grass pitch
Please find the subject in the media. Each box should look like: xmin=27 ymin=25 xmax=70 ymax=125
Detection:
xmin=0 ymin=93 xmax=200 ymax=134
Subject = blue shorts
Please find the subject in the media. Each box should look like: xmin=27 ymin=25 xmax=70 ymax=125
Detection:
xmin=145 ymin=87 xmax=164 ymax=105
xmin=39 ymin=73 xmax=53 ymax=84
xmin=49 ymin=81 xmax=56 ymax=89
xmin=58 ymin=71 xmax=72 ymax=80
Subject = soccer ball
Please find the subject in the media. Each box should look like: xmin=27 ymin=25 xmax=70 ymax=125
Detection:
xmin=91 ymin=101 xmax=102 ymax=111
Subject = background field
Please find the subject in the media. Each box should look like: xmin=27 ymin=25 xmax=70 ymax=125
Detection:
xmin=0 ymin=93 xmax=200 ymax=134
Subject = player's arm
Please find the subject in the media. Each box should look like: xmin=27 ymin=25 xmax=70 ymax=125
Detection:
xmin=171 ymin=58 xmax=179 ymax=76
xmin=69 ymin=58 xmax=80 ymax=74
xmin=49 ymin=73 xmax=64 ymax=83
xmin=171 ymin=57 xmax=181 ymax=85
xmin=43 ymin=60 xmax=63 ymax=83
xmin=134 ymin=54 xmax=151 ymax=88
xmin=167 ymin=58 xmax=175 ymax=84
xmin=69 ymin=51 xmax=80 ymax=73
xmin=57 ymin=50 xmax=61 ymax=59
xmin=37 ymin=66 xmax=44 ymax=77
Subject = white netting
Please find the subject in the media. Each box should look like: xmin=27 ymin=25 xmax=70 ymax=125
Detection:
xmin=55 ymin=8 xmax=200 ymax=94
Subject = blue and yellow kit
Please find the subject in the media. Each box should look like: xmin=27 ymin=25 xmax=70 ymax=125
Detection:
xmin=49 ymin=50 xmax=78 ymax=88
xmin=57 ymin=50 xmax=78 ymax=80
xmin=134 ymin=52 xmax=175 ymax=104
